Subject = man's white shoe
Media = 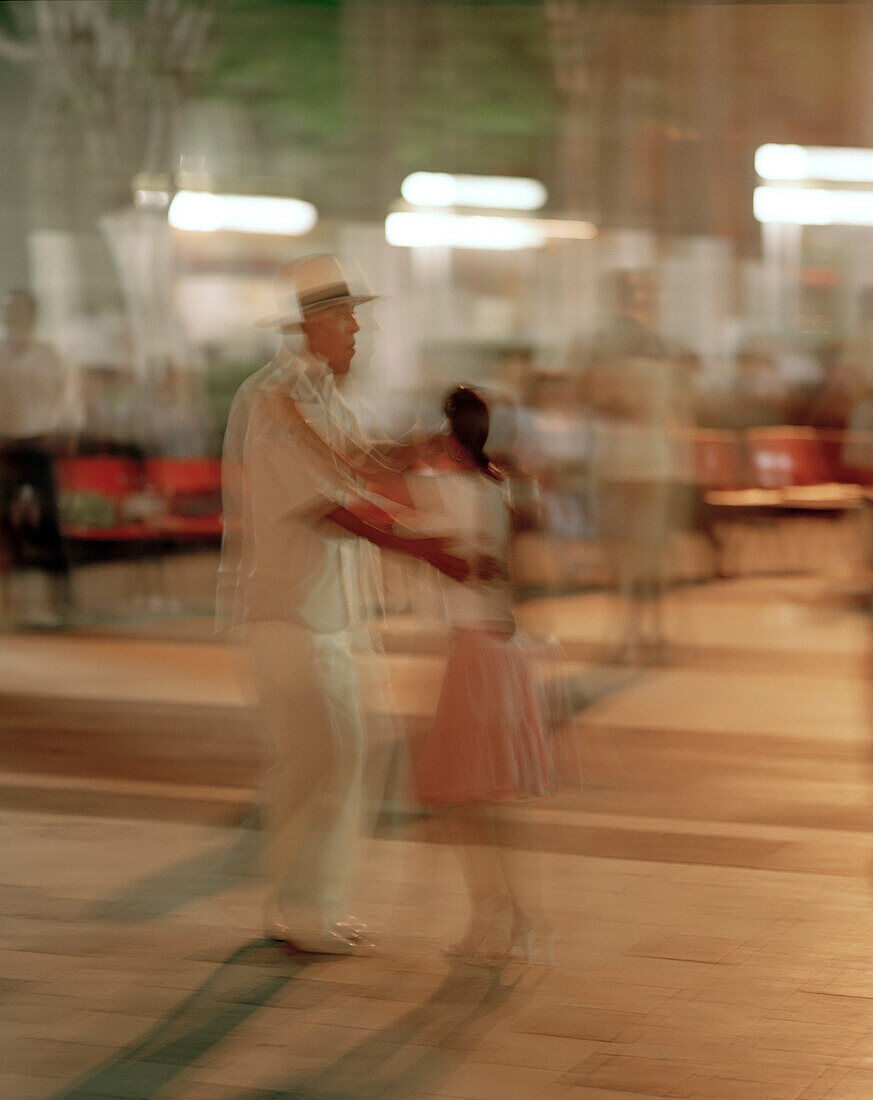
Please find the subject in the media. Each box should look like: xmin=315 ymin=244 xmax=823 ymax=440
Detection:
xmin=264 ymin=919 xmax=375 ymax=956
xmin=286 ymin=929 xmax=375 ymax=956
xmin=334 ymin=915 xmax=370 ymax=941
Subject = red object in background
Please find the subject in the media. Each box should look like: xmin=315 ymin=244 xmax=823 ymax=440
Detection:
xmin=55 ymin=455 xmax=226 ymax=542
xmin=744 ymin=427 xmax=832 ymax=488
xmin=55 ymin=455 xmax=141 ymax=501
xmin=817 ymin=429 xmax=873 ymax=486
xmin=691 ymin=429 xmax=746 ymax=490
xmin=143 ymin=457 xmax=223 ymax=540
xmin=143 ymin=458 xmax=222 ymax=498
xmin=54 ymin=455 xmax=163 ymax=541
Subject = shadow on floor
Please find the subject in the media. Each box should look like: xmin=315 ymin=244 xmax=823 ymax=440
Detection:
xmin=230 ymin=961 xmax=525 ymax=1099
xmin=82 ymin=827 xmax=261 ymax=924
xmin=51 ymin=940 xmax=524 ymax=1099
xmin=50 ymin=939 xmax=303 ymax=1099
xmin=545 ymin=665 xmax=641 ymax=725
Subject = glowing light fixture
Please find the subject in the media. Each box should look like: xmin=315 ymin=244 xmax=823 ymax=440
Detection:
xmin=400 ymin=172 xmax=547 ymax=211
xmin=386 ymin=211 xmax=543 ymax=250
xmin=754 ymin=185 xmax=873 ymax=225
xmin=134 ymin=188 xmax=171 ymax=210
xmin=539 ymin=218 xmax=598 ymax=240
xmin=755 ymin=143 xmax=873 ymax=183
xmin=385 ymin=211 xmax=596 ymax=250
xmin=168 ymin=191 xmax=317 ymax=235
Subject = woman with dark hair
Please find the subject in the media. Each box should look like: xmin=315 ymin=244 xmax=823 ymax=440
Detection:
xmin=411 ymin=385 xmax=556 ymax=966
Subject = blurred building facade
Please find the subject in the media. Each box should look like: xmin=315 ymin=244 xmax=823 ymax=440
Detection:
xmin=2 ymin=0 xmax=873 ymax=620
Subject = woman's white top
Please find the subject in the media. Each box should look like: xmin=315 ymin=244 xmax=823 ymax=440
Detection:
xmin=406 ymin=469 xmax=514 ymax=631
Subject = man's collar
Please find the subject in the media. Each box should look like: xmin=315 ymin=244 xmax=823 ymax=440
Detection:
xmin=275 ymin=344 xmax=335 ymax=401
xmin=301 ymin=347 xmax=334 ymax=388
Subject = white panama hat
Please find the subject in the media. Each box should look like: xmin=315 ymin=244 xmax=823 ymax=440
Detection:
xmin=255 ymin=253 xmax=377 ymax=331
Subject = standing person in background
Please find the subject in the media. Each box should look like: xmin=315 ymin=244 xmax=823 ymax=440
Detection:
xmin=142 ymin=360 xmax=216 ymax=457
xmin=587 ymin=269 xmax=671 ymax=365
xmin=585 ymin=271 xmax=696 ymax=664
xmin=412 ymin=386 xmax=556 ymax=967
xmin=0 ymin=289 xmax=82 ymax=624
xmin=217 ymin=255 xmax=472 ymax=957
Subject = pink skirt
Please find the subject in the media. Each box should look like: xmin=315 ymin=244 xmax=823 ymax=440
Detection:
xmin=413 ymin=629 xmax=556 ymax=806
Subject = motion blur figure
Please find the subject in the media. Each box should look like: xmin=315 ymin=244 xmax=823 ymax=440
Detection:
xmin=586 ymin=271 xmax=695 ymax=665
xmin=143 ymin=361 xmax=215 ymax=457
xmin=216 ymin=255 xmax=468 ymax=956
xmin=412 ymin=386 xmax=556 ymax=967
xmin=0 ymin=288 xmax=82 ymax=624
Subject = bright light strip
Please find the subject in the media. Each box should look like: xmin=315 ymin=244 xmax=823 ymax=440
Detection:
xmin=400 ymin=172 xmax=547 ymax=211
xmin=134 ymin=188 xmax=171 ymax=210
xmin=386 ymin=211 xmax=544 ymax=249
xmin=168 ymin=191 xmax=317 ymax=234
xmin=539 ymin=218 xmax=598 ymax=240
xmin=754 ymin=185 xmax=873 ymax=225
xmin=385 ymin=211 xmax=596 ymax=249
xmin=755 ymin=143 xmax=873 ymax=183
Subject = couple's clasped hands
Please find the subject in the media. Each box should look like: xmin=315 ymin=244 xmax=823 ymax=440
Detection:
xmin=414 ymin=538 xmax=506 ymax=585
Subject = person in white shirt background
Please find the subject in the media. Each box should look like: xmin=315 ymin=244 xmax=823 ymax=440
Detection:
xmin=0 ymin=288 xmax=83 ymax=624
xmin=217 ymin=254 xmax=477 ymax=956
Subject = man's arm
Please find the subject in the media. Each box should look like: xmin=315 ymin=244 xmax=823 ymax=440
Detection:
xmin=325 ymin=505 xmax=470 ymax=583
xmin=273 ymin=389 xmax=443 ymax=479
xmin=366 ymin=434 xmax=446 ymax=472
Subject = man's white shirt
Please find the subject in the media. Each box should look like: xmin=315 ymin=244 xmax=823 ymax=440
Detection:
xmin=0 ymin=339 xmax=83 ymax=439
xmin=216 ymin=346 xmax=382 ymax=635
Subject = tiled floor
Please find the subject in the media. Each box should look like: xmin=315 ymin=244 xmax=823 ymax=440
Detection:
xmin=3 ymin=575 xmax=873 ymax=1098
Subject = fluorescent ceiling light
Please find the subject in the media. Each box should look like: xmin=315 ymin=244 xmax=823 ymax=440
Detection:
xmin=168 ymin=191 xmax=317 ymax=235
xmin=387 ymin=211 xmax=544 ymax=249
xmin=755 ymin=143 xmax=873 ymax=183
xmin=385 ymin=211 xmax=596 ymax=250
xmin=754 ymin=185 xmax=873 ymax=225
xmin=134 ymin=189 xmax=171 ymax=210
xmin=539 ymin=218 xmax=598 ymax=240
xmin=400 ymin=172 xmax=547 ymax=211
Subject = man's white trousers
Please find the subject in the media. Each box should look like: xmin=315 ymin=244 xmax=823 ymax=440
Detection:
xmin=247 ymin=620 xmax=366 ymax=935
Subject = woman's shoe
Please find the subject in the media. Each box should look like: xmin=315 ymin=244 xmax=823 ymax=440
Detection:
xmin=508 ymin=910 xmax=555 ymax=967
xmin=441 ymin=906 xmax=513 ymax=967
xmin=441 ymin=938 xmax=508 ymax=968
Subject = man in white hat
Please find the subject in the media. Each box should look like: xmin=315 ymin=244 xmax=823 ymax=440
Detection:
xmin=217 ymin=254 xmax=468 ymax=955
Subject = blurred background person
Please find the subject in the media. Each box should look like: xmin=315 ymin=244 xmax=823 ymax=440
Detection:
xmin=727 ymin=338 xmax=790 ymax=429
xmin=79 ymin=364 xmax=146 ymax=457
xmin=801 ymin=341 xmax=862 ymax=431
xmin=585 ymin=271 xmax=696 ymax=665
xmin=0 ymin=288 xmax=82 ymax=624
xmin=588 ymin=269 xmax=671 ymax=365
xmin=142 ymin=359 xmax=216 ymax=457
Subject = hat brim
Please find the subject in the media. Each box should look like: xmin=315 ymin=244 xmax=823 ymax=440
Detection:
xmin=254 ymin=294 xmax=378 ymax=331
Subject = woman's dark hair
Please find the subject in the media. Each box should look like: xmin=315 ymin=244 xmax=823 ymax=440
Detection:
xmin=443 ymin=385 xmax=501 ymax=480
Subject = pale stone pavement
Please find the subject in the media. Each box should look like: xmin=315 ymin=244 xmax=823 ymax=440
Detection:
xmin=3 ymin=574 xmax=873 ymax=1098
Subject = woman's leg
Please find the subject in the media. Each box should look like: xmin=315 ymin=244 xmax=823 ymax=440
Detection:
xmin=439 ymin=804 xmax=513 ymax=955
xmin=492 ymin=805 xmax=554 ymax=963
